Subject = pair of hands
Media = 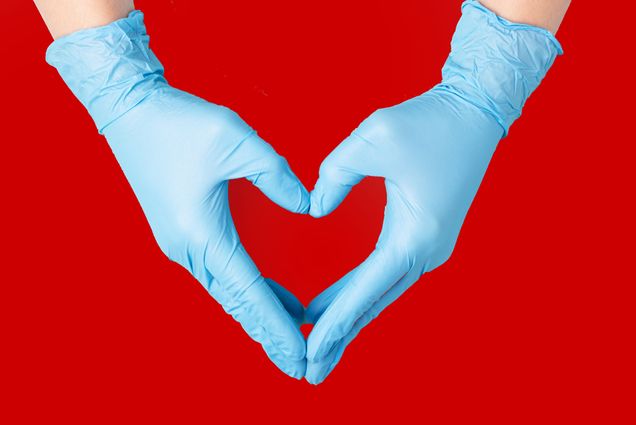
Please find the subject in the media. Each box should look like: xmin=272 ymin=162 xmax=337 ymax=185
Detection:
xmin=46 ymin=2 xmax=561 ymax=384
xmin=102 ymin=81 xmax=500 ymax=384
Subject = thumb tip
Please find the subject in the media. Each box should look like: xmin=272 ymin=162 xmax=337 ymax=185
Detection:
xmin=308 ymin=199 xmax=324 ymax=219
xmin=309 ymin=208 xmax=324 ymax=219
xmin=278 ymin=179 xmax=309 ymax=214
xmin=309 ymin=188 xmax=329 ymax=218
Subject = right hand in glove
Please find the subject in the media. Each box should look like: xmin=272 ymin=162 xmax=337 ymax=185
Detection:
xmin=46 ymin=11 xmax=309 ymax=379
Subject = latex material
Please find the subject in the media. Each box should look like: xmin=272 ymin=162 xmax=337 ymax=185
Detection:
xmin=47 ymin=11 xmax=310 ymax=379
xmin=305 ymin=0 xmax=562 ymax=384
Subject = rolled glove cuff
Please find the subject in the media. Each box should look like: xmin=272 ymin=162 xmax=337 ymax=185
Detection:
xmin=440 ymin=0 xmax=563 ymax=136
xmin=45 ymin=10 xmax=166 ymax=133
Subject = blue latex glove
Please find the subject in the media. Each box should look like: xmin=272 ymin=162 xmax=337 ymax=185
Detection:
xmin=305 ymin=0 xmax=563 ymax=384
xmin=46 ymin=11 xmax=309 ymax=379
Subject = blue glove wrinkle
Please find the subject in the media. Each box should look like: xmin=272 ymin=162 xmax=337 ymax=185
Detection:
xmin=47 ymin=11 xmax=166 ymax=134
xmin=440 ymin=0 xmax=563 ymax=135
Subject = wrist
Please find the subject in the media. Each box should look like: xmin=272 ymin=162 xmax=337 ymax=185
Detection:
xmin=440 ymin=0 xmax=562 ymax=136
xmin=46 ymin=11 xmax=166 ymax=134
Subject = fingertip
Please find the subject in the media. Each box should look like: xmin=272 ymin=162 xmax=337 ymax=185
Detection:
xmin=278 ymin=157 xmax=311 ymax=215
xmin=279 ymin=330 xmax=307 ymax=361
xmin=305 ymin=370 xmax=326 ymax=385
xmin=309 ymin=183 xmax=338 ymax=218
xmin=309 ymin=176 xmax=353 ymax=218
xmin=284 ymin=166 xmax=310 ymax=215
xmin=305 ymin=360 xmax=327 ymax=385
xmin=248 ymin=151 xmax=311 ymax=215
xmin=305 ymin=343 xmax=345 ymax=385
xmin=224 ymin=281 xmax=307 ymax=361
xmin=284 ymin=359 xmax=308 ymax=380
xmin=265 ymin=348 xmax=307 ymax=380
xmin=308 ymin=189 xmax=325 ymax=218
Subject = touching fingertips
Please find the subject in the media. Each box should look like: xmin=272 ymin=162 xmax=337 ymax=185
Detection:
xmin=308 ymin=189 xmax=325 ymax=218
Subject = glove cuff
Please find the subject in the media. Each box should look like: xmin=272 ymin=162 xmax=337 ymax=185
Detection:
xmin=46 ymin=10 xmax=166 ymax=133
xmin=440 ymin=0 xmax=563 ymax=136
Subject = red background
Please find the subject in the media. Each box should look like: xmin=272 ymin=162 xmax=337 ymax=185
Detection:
xmin=1 ymin=0 xmax=634 ymax=422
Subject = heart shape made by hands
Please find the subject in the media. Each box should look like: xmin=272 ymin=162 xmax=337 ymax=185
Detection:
xmin=44 ymin=1 xmax=558 ymax=386
xmin=230 ymin=75 xmax=500 ymax=385
xmin=218 ymin=0 xmax=559 ymax=384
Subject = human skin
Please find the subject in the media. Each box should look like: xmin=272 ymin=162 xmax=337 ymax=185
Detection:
xmin=34 ymin=0 xmax=570 ymax=38
xmin=34 ymin=0 xmax=134 ymax=39
xmin=480 ymin=0 xmax=571 ymax=33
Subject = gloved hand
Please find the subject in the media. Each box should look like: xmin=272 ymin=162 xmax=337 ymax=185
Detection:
xmin=46 ymin=11 xmax=310 ymax=379
xmin=305 ymin=0 xmax=563 ymax=384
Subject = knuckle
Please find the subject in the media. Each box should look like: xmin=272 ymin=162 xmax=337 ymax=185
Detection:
xmin=357 ymin=108 xmax=397 ymax=141
xmin=400 ymin=215 xmax=459 ymax=272
xmin=203 ymin=105 xmax=249 ymax=136
xmin=402 ymin=216 xmax=443 ymax=255
xmin=369 ymin=107 xmax=392 ymax=121
xmin=213 ymin=105 xmax=241 ymax=123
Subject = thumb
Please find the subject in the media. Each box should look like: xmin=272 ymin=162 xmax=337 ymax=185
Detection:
xmin=310 ymin=133 xmax=379 ymax=218
xmin=234 ymin=132 xmax=310 ymax=214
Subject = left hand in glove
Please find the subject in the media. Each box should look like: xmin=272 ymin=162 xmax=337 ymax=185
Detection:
xmin=304 ymin=0 xmax=562 ymax=384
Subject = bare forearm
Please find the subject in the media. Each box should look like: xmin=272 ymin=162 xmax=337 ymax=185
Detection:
xmin=479 ymin=0 xmax=571 ymax=33
xmin=34 ymin=0 xmax=134 ymax=39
